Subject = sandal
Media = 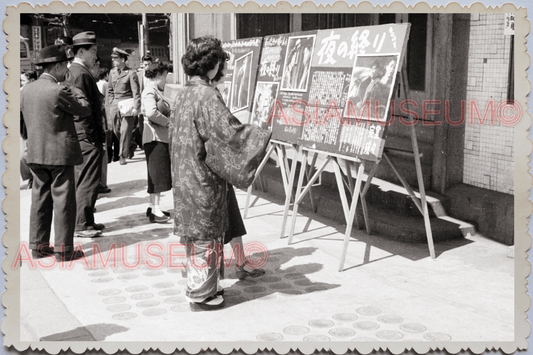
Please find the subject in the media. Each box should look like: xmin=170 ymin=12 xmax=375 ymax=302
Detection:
xmin=189 ymin=294 xmax=225 ymax=312
xmin=236 ymin=264 xmax=266 ymax=279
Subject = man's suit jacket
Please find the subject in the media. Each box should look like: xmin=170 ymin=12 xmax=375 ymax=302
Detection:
xmin=20 ymin=74 xmax=89 ymax=166
xmin=106 ymin=66 xmax=141 ymax=120
xmin=64 ymin=62 xmax=106 ymax=145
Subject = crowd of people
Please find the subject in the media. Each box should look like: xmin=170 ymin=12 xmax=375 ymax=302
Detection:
xmin=20 ymin=33 xmax=272 ymax=311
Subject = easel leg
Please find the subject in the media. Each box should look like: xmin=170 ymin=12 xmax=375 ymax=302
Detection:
xmin=305 ymin=152 xmax=318 ymax=213
xmin=243 ymin=144 xmax=275 ymax=219
xmin=280 ymin=146 xmax=300 ymax=239
xmin=288 ymin=150 xmax=308 ymax=244
xmin=339 ymin=161 xmax=365 ymax=272
xmin=411 ymin=125 xmax=436 ymax=259
xmin=360 ymin=159 xmax=381 ymax=235
xmin=333 ymin=158 xmax=350 ymax=223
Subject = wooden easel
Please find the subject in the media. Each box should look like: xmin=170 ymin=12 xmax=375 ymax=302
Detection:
xmin=244 ymin=139 xmax=317 ymax=236
xmin=286 ymin=66 xmax=436 ymax=271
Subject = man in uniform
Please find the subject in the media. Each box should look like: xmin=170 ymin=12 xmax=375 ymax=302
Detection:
xmin=21 ymin=45 xmax=90 ymax=261
xmin=106 ymin=47 xmax=141 ymax=165
xmin=64 ymin=31 xmax=106 ymax=238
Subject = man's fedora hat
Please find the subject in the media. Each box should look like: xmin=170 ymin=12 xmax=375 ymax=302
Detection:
xmin=72 ymin=31 xmax=97 ymax=46
xmin=35 ymin=45 xmax=69 ymax=65
xmin=111 ymin=47 xmax=130 ymax=58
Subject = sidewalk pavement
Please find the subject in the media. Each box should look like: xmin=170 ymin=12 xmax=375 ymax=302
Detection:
xmin=15 ymin=149 xmax=514 ymax=346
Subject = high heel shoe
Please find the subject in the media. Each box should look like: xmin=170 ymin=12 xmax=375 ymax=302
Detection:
xmin=236 ymin=264 xmax=266 ymax=279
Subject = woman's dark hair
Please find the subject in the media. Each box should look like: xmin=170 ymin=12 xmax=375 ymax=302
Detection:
xmin=21 ymin=69 xmax=37 ymax=81
xmin=144 ymin=62 xmax=169 ymax=79
xmin=98 ymin=68 xmax=109 ymax=80
xmin=212 ymin=57 xmax=228 ymax=83
xmin=181 ymin=36 xmax=230 ymax=77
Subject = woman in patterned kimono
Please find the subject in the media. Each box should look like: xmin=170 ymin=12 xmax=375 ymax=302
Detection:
xmin=210 ymin=58 xmax=266 ymax=280
xmin=171 ymin=36 xmax=271 ymax=311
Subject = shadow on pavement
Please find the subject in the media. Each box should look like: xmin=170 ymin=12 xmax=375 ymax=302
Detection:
xmin=221 ymin=246 xmax=341 ymax=309
xmin=40 ymin=323 xmax=129 ymax=341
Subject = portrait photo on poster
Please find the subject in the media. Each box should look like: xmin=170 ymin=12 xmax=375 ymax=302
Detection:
xmin=230 ymin=51 xmax=253 ymax=113
xmin=344 ymin=54 xmax=400 ymax=122
xmin=250 ymin=81 xmax=279 ymax=127
xmin=280 ymin=34 xmax=316 ymax=92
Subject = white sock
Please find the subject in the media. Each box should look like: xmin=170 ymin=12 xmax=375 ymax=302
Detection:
xmin=148 ymin=203 xmax=154 ymax=210
xmin=153 ymin=206 xmax=165 ymax=217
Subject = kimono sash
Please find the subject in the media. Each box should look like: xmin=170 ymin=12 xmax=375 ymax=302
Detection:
xmin=204 ymin=124 xmax=271 ymax=190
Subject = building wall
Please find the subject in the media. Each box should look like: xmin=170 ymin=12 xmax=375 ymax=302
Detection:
xmin=463 ymin=13 xmax=514 ymax=195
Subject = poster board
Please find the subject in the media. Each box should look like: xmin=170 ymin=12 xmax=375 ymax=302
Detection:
xmin=267 ymin=24 xmax=410 ymax=161
xmin=220 ymin=37 xmax=263 ymax=124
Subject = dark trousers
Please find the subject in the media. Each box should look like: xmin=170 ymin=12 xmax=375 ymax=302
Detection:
xmin=29 ymin=164 xmax=76 ymax=251
xmin=75 ymin=140 xmax=102 ymax=228
xmin=107 ymin=131 xmax=120 ymax=162
xmin=114 ymin=115 xmax=135 ymax=159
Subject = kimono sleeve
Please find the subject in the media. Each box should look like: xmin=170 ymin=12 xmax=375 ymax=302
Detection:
xmin=202 ymin=93 xmax=272 ymax=189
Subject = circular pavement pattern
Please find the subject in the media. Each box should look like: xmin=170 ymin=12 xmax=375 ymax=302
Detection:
xmin=378 ymin=315 xmax=404 ymax=324
xmin=98 ymin=289 xmax=121 ymax=297
xmin=356 ymin=307 xmax=381 ymax=316
xmin=112 ymin=269 xmax=134 ymax=274
xmin=304 ymin=285 xmax=328 ymax=293
xmin=376 ymin=330 xmax=404 ymax=340
xmin=153 ymin=282 xmax=174 ymax=289
xmin=158 ymin=289 xmax=181 ymax=296
xmin=164 ymin=296 xmax=187 ymax=304
xmin=91 ymin=277 xmax=114 ymax=283
xmin=142 ymin=308 xmax=167 ymax=316
xmin=126 ymin=285 xmax=148 ymax=293
xmin=329 ymin=328 xmax=356 ymax=338
xmin=235 ymin=279 xmax=257 ymax=287
xmin=223 ymin=289 xmax=241 ymax=297
xmin=269 ymin=283 xmax=292 ymax=290
xmin=107 ymin=304 xmax=131 ymax=312
xmin=351 ymin=337 xmax=376 ymax=341
xmin=177 ymin=279 xmax=188 ymax=286
xmin=278 ymin=290 xmax=302 ymax=296
xmin=424 ymin=332 xmax=452 ymax=341
xmin=136 ymin=300 xmax=160 ymax=308
xmin=283 ymin=273 xmax=305 ymax=280
xmin=143 ymin=270 xmax=164 ymax=277
xmin=117 ymin=274 xmax=139 ymax=280
xmin=166 ymin=269 xmax=184 ymax=274
xmin=304 ymin=335 xmax=330 ymax=341
xmin=171 ymin=304 xmax=190 ymax=313
xmin=260 ymin=276 xmax=282 ymax=283
xmin=333 ymin=313 xmax=358 ymax=322
xmin=253 ymin=293 xmax=276 ymax=300
xmin=130 ymin=292 xmax=154 ymax=300
xmin=400 ymin=323 xmax=427 ymax=333
xmin=293 ymin=279 xmax=313 ymax=287
xmin=244 ymin=286 xmax=267 ymax=294
xmin=283 ymin=326 xmax=310 ymax=335
xmin=309 ymin=319 xmax=335 ymax=328
xmin=257 ymin=333 xmax=283 ymax=341
xmin=112 ymin=312 xmax=137 ymax=320
xmin=224 ymin=296 xmax=250 ymax=305
xmin=88 ymin=271 xmax=109 ymax=277
xmin=354 ymin=321 xmax=380 ymax=331
xmin=102 ymin=296 xmax=126 ymax=304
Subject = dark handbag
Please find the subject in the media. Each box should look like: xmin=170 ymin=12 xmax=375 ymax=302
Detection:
xmin=205 ymin=124 xmax=271 ymax=189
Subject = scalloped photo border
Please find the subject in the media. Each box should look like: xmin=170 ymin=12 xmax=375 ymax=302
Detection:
xmin=2 ymin=2 xmax=531 ymax=354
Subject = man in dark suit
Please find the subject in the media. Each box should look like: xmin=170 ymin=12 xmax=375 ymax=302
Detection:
xmin=106 ymin=48 xmax=141 ymax=165
xmin=64 ymin=31 xmax=106 ymax=238
xmin=21 ymin=45 xmax=90 ymax=261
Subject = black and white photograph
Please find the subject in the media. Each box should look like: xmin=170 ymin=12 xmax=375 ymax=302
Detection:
xmin=3 ymin=6 xmax=530 ymax=355
xmin=280 ymin=35 xmax=315 ymax=92
xmin=230 ymin=51 xmax=253 ymax=113
xmin=344 ymin=54 xmax=399 ymax=122
xmin=250 ymin=81 xmax=279 ymax=126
